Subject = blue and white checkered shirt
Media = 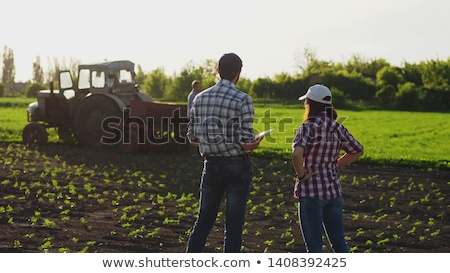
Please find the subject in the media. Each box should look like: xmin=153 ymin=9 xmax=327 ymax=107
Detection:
xmin=187 ymin=79 xmax=255 ymax=157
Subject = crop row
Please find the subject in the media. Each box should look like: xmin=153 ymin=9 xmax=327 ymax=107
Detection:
xmin=0 ymin=143 xmax=448 ymax=252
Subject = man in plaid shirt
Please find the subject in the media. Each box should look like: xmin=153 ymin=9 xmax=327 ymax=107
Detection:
xmin=186 ymin=53 xmax=263 ymax=253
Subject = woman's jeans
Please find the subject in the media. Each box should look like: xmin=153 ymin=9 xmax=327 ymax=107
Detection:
xmin=298 ymin=195 xmax=350 ymax=253
xmin=186 ymin=156 xmax=252 ymax=253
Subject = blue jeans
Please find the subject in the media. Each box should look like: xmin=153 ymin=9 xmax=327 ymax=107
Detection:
xmin=298 ymin=195 xmax=350 ymax=253
xmin=186 ymin=157 xmax=252 ymax=253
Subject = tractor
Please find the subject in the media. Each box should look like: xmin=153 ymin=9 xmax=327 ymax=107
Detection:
xmin=22 ymin=60 xmax=189 ymax=152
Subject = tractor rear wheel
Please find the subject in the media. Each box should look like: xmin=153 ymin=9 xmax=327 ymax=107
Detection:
xmin=22 ymin=122 xmax=48 ymax=146
xmin=74 ymin=95 xmax=122 ymax=148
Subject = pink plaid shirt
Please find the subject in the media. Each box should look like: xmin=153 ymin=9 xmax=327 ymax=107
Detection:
xmin=292 ymin=112 xmax=363 ymax=200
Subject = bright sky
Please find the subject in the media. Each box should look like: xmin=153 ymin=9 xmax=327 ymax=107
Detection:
xmin=2 ymin=0 xmax=450 ymax=82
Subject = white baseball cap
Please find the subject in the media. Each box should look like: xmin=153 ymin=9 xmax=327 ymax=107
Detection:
xmin=298 ymin=84 xmax=332 ymax=104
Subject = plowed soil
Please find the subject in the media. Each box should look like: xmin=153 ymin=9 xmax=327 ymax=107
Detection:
xmin=0 ymin=143 xmax=448 ymax=253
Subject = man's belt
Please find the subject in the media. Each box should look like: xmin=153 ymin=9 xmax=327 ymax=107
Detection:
xmin=204 ymin=154 xmax=249 ymax=162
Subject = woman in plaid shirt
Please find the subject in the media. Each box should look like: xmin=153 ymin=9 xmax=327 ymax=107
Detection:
xmin=292 ymin=84 xmax=364 ymax=253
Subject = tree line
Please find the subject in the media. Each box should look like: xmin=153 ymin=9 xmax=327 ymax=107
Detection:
xmin=1 ymin=46 xmax=449 ymax=111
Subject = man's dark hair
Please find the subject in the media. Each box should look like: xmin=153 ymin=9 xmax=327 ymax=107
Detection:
xmin=218 ymin=53 xmax=242 ymax=80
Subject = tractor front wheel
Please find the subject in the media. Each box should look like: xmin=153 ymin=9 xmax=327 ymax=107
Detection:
xmin=22 ymin=122 xmax=48 ymax=146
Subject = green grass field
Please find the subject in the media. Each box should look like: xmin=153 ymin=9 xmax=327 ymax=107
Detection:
xmin=253 ymin=105 xmax=450 ymax=170
xmin=1 ymin=97 xmax=449 ymax=170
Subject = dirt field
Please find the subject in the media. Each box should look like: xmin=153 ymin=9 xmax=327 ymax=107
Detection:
xmin=0 ymin=142 xmax=448 ymax=253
